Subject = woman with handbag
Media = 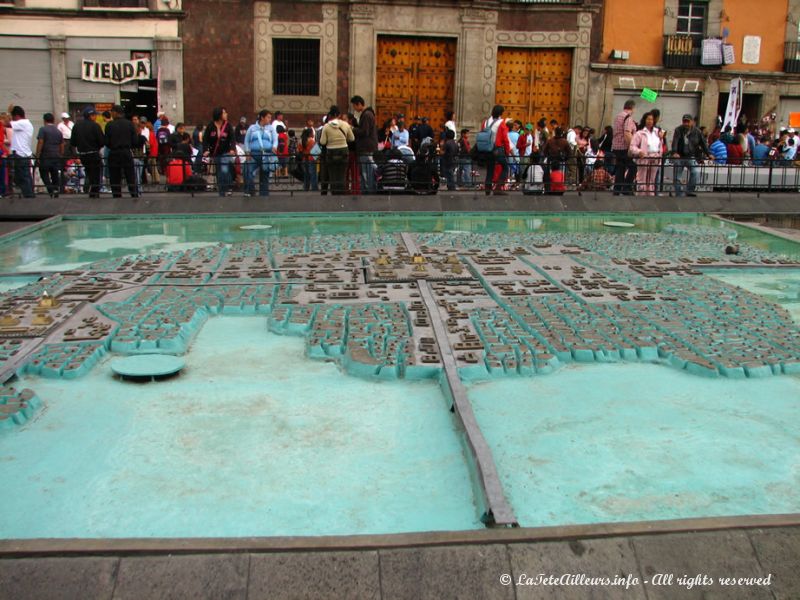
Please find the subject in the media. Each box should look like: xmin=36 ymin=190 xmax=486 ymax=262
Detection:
xmin=203 ymin=107 xmax=236 ymax=197
xmin=628 ymin=112 xmax=662 ymax=196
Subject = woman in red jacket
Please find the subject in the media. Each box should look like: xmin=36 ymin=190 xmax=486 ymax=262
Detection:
xmin=143 ymin=120 xmax=159 ymax=184
xmin=482 ymin=105 xmax=510 ymax=195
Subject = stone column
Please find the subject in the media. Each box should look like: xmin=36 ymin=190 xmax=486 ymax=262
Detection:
xmin=458 ymin=8 xmax=497 ymax=130
xmin=154 ymin=37 xmax=184 ymax=122
xmin=48 ymin=36 xmax=68 ymax=118
xmin=663 ymin=0 xmax=679 ymax=35
xmin=787 ymin=0 xmax=800 ymax=45
xmin=348 ymin=3 xmax=376 ymax=104
xmin=571 ymin=12 xmax=592 ymax=126
xmin=699 ymin=76 xmax=719 ymax=127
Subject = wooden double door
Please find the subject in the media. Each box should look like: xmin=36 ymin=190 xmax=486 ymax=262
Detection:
xmin=375 ymin=36 xmax=456 ymax=129
xmin=495 ymin=48 xmax=572 ymax=128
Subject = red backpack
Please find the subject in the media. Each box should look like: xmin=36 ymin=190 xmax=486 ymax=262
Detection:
xmin=516 ymin=132 xmax=528 ymax=154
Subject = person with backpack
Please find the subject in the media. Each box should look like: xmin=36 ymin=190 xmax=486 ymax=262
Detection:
xmin=156 ymin=117 xmax=172 ymax=178
xmin=478 ymin=104 xmax=510 ymax=195
xmin=541 ymin=128 xmax=571 ymax=194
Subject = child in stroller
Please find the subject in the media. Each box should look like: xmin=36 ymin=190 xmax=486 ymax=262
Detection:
xmin=407 ymin=137 xmax=440 ymax=194
xmin=376 ymin=148 xmax=409 ymax=193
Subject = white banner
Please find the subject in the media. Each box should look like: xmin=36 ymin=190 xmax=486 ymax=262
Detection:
xmin=722 ymin=78 xmax=743 ymax=131
xmin=81 ymin=58 xmax=151 ymax=85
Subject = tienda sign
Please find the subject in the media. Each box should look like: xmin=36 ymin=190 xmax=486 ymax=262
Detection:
xmin=81 ymin=58 xmax=151 ymax=84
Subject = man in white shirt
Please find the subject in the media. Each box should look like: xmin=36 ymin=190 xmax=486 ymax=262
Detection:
xmin=272 ymin=110 xmax=286 ymax=136
xmin=57 ymin=112 xmax=73 ymax=141
xmin=58 ymin=112 xmax=74 ymax=159
xmin=7 ymin=104 xmax=35 ymax=197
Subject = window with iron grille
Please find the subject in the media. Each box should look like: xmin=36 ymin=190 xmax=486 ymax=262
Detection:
xmin=273 ymin=39 xmax=320 ymax=96
xmin=83 ymin=0 xmax=148 ymax=6
xmin=676 ymin=0 xmax=708 ymax=37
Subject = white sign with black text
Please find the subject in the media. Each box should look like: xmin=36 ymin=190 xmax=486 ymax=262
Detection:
xmin=81 ymin=58 xmax=151 ymax=85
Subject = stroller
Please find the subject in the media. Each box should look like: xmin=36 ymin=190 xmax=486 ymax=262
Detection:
xmin=376 ymin=148 xmax=409 ymax=193
xmin=407 ymin=137 xmax=440 ymax=194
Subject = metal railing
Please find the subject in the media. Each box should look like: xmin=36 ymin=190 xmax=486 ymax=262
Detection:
xmin=663 ymin=34 xmax=701 ymax=69
xmin=785 ymin=42 xmax=800 ymax=74
xmin=2 ymin=151 xmax=799 ymax=198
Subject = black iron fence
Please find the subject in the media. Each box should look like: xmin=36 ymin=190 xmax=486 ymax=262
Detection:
xmin=1 ymin=150 xmax=799 ymax=198
xmin=785 ymin=42 xmax=800 ymax=74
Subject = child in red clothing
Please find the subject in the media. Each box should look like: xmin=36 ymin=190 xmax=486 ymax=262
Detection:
xmin=276 ymin=125 xmax=289 ymax=177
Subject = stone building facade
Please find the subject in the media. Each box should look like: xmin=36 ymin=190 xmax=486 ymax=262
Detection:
xmin=182 ymin=0 xmax=603 ymax=131
xmin=0 ymin=0 xmax=184 ymax=125
xmin=593 ymin=0 xmax=800 ymax=133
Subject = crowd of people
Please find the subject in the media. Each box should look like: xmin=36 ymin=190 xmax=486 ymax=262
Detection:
xmin=1 ymin=96 xmax=798 ymax=199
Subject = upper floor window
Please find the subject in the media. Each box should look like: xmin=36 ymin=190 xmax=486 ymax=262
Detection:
xmin=676 ymin=0 xmax=708 ymax=37
xmin=273 ymin=39 xmax=320 ymax=96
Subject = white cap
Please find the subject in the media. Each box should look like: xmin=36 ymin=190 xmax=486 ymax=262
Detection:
xmin=61 ymin=112 xmax=70 ymax=119
xmin=157 ymin=110 xmax=165 ymax=117
xmin=789 ymin=128 xmax=797 ymax=133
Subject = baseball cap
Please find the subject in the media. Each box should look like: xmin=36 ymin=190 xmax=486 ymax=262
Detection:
xmin=789 ymin=128 xmax=797 ymax=133
xmin=61 ymin=112 xmax=70 ymax=120
xmin=525 ymin=122 xmax=534 ymax=131
xmin=83 ymin=105 xmax=97 ymax=117
xmin=157 ymin=110 xmax=165 ymax=117
xmin=682 ymin=114 xmax=693 ymax=121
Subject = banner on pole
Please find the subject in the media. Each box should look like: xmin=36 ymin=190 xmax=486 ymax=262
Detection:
xmin=722 ymin=78 xmax=743 ymax=131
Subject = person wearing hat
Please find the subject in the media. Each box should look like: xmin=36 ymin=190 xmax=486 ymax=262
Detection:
xmin=70 ymin=106 xmax=105 ymax=197
xmin=57 ymin=112 xmax=75 ymax=165
xmin=670 ymin=113 xmax=713 ymax=197
xmin=57 ymin=112 xmax=73 ymax=143
xmin=415 ymin=116 xmax=434 ymax=148
xmin=104 ymin=104 xmax=139 ymax=198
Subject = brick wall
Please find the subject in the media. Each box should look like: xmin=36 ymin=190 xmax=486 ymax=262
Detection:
xmin=181 ymin=0 xmax=254 ymax=126
xmin=270 ymin=1 xmax=322 ymax=22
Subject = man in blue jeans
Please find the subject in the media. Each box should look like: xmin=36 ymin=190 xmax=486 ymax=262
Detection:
xmin=350 ymin=95 xmax=377 ymax=193
xmin=670 ymin=114 xmax=713 ymax=197
xmin=7 ymin=104 xmax=35 ymax=198
xmin=243 ymin=109 xmax=277 ymax=197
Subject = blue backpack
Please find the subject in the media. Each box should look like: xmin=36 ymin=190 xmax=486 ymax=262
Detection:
xmin=476 ymin=118 xmax=497 ymax=153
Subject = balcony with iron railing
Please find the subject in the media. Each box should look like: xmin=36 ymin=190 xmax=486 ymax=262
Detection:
xmin=663 ymin=34 xmax=702 ymax=68
xmin=503 ymin=0 xmax=583 ymax=3
xmin=786 ymin=42 xmax=800 ymax=73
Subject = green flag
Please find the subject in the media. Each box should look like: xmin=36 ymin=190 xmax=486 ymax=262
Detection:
xmin=640 ymin=88 xmax=658 ymax=103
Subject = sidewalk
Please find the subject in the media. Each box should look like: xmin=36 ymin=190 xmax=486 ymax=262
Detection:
xmin=0 ymin=190 xmax=798 ymax=219
xmin=0 ymin=521 xmax=797 ymax=599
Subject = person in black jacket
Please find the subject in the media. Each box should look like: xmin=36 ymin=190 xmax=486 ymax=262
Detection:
xmin=350 ymin=95 xmax=378 ymax=193
xmin=70 ymin=106 xmax=105 ymax=197
xmin=203 ymin=107 xmax=236 ymax=196
xmin=104 ymin=105 xmax=139 ymax=198
xmin=670 ymin=114 xmax=713 ymax=197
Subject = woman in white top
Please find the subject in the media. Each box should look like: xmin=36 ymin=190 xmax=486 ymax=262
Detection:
xmin=629 ymin=112 xmax=662 ymax=196
xmin=444 ymin=111 xmax=457 ymax=138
